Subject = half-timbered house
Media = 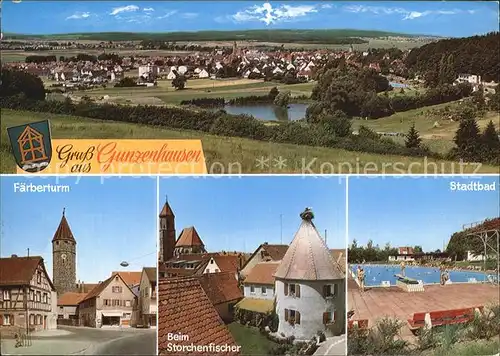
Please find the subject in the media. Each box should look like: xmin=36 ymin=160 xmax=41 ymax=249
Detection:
xmin=0 ymin=255 xmax=57 ymax=334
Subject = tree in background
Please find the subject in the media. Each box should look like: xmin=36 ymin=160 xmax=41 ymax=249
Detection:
xmin=172 ymin=75 xmax=187 ymax=90
xmin=268 ymin=87 xmax=279 ymax=100
xmin=0 ymin=68 xmax=45 ymax=100
xmin=413 ymin=246 xmax=423 ymax=253
xmin=405 ymin=124 xmax=422 ymax=149
xmin=480 ymin=120 xmax=500 ymax=164
xmin=450 ymin=107 xmax=482 ymax=162
xmin=273 ymin=90 xmax=291 ymax=107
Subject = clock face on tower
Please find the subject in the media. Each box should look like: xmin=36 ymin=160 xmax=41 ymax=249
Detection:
xmin=61 ymin=253 xmax=67 ymax=260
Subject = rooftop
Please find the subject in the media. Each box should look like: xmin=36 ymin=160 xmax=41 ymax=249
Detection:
xmin=274 ymin=209 xmax=345 ymax=281
xmin=158 ymin=277 xmax=240 ymax=355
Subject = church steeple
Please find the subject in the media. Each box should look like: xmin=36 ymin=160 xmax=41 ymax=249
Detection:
xmin=159 ymin=197 xmax=176 ymax=262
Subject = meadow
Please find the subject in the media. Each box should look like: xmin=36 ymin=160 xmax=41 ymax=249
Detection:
xmin=2 ymin=109 xmax=496 ymax=174
xmin=351 ymin=101 xmax=499 ymax=155
xmin=69 ymin=78 xmax=315 ymax=105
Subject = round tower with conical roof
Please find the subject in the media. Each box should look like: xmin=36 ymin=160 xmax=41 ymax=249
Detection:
xmin=274 ymin=208 xmax=345 ymax=340
xmin=52 ymin=208 xmax=77 ymax=296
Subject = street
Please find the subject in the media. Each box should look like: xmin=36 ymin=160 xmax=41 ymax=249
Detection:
xmin=0 ymin=326 xmax=156 ymax=355
xmin=92 ymin=329 xmax=157 ymax=355
xmin=314 ymin=335 xmax=346 ymax=356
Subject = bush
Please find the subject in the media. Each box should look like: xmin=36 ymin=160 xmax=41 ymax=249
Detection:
xmin=467 ymin=305 xmax=500 ymax=341
xmin=0 ymin=96 xmax=443 ymax=160
xmin=180 ymin=98 xmax=225 ymax=107
xmin=348 ymin=318 xmax=409 ymax=355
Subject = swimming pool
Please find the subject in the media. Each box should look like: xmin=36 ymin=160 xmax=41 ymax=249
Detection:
xmin=389 ymin=82 xmax=408 ymax=88
xmin=351 ymin=264 xmax=491 ymax=286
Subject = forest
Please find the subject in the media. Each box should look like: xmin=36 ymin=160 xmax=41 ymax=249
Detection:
xmin=405 ymin=32 xmax=500 ymax=83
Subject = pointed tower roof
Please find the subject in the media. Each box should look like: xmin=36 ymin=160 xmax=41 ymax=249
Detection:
xmin=175 ymin=227 xmax=204 ymax=248
xmin=52 ymin=208 xmax=76 ymax=243
xmin=159 ymin=197 xmax=175 ymax=218
xmin=274 ymin=208 xmax=344 ymax=281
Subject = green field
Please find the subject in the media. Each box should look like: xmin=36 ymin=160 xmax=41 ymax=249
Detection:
xmin=2 ymin=109 xmax=496 ymax=174
xmin=352 ymin=102 xmax=499 ymax=155
xmin=71 ymin=79 xmax=315 ymax=105
xmin=4 ymin=29 xmax=426 ymax=42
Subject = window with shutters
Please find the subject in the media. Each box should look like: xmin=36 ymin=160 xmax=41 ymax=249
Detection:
xmin=261 ymin=286 xmax=267 ymax=295
xmin=2 ymin=290 xmax=10 ymax=301
xmin=284 ymin=283 xmax=288 ymax=296
xmin=285 ymin=309 xmax=301 ymax=325
xmin=288 ymin=284 xmax=301 ymax=298
xmin=112 ymin=286 xmax=122 ymax=293
xmin=250 ymin=285 xmax=255 ymax=294
xmin=3 ymin=314 xmax=10 ymax=325
xmin=323 ymin=311 xmax=336 ymax=325
xmin=323 ymin=284 xmax=337 ymax=298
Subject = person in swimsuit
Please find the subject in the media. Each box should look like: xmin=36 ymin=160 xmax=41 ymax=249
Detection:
xmin=400 ymin=261 xmax=406 ymax=277
xmin=358 ymin=268 xmax=365 ymax=292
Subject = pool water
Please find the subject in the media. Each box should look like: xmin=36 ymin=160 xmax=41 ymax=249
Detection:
xmin=351 ymin=264 xmax=490 ymax=286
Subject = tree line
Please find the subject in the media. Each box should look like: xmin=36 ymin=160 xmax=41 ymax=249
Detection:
xmin=308 ymin=65 xmax=473 ymax=120
xmin=348 ymin=239 xmax=427 ymax=263
xmin=405 ymin=32 xmax=500 ymax=83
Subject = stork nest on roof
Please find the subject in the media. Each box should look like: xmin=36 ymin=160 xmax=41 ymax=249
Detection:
xmin=300 ymin=208 xmax=314 ymax=221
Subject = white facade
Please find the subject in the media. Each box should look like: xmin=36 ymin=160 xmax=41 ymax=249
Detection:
xmin=466 ymin=250 xmax=485 ymax=262
xmin=198 ymin=69 xmax=209 ymax=78
xmin=388 ymin=255 xmax=415 ymax=262
xmin=138 ymin=65 xmax=159 ymax=78
xmin=275 ymin=279 xmax=341 ymax=340
xmin=203 ymin=258 xmax=221 ymax=274
xmin=243 ymin=284 xmax=274 ymax=300
xmin=456 ymin=74 xmax=482 ymax=85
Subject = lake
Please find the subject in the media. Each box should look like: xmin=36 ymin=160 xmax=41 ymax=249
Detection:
xmin=223 ymin=103 xmax=308 ymax=121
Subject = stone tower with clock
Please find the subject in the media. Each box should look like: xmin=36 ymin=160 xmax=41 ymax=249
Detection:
xmin=52 ymin=208 xmax=77 ymax=296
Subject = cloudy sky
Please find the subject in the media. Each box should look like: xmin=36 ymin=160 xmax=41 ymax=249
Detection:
xmin=1 ymin=1 xmax=499 ymax=37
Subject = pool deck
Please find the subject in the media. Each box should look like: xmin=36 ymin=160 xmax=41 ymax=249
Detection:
xmin=348 ymin=277 xmax=499 ymax=330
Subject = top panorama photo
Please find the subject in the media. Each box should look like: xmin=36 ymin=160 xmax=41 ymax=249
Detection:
xmin=1 ymin=1 xmax=499 ymax=174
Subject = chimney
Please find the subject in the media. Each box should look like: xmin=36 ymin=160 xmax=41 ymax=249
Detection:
xmin=11 ymin=254 xmax=18 ymax=258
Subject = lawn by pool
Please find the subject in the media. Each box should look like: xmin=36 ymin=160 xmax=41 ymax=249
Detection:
xmin=351 ymin=264 xmax=491 ymax=286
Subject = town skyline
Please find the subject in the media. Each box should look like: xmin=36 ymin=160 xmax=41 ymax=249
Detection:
xmin=349 ymin=176 xmax=500 ymax=252
xmin=159 ymin=176 xmax=347 ymax=253
xmin=0 ymin=176 xmax=157 ymax=283
xmin=2 ymin=1 xmax=499 ymax=37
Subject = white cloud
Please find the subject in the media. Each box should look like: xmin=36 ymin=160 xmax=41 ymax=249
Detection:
xmin=343 ymin=5 xmax=474 ymax=20
xmin=232 ymin=2 xmax=318 ymax=25
xmin=181 ymin=12 xmax=199 ymax=19
xmin=66 ymin=12 xmax=91 ymax=20
xmin=157 ymin=10 xmax=178 ymax=19
xmin=110 ymin=5 xmax=139 ymax=16
xmin=143 ymin=8 xmax=154 ymax=12
xmin=321 ymin=4 xmax=334 ymax=9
